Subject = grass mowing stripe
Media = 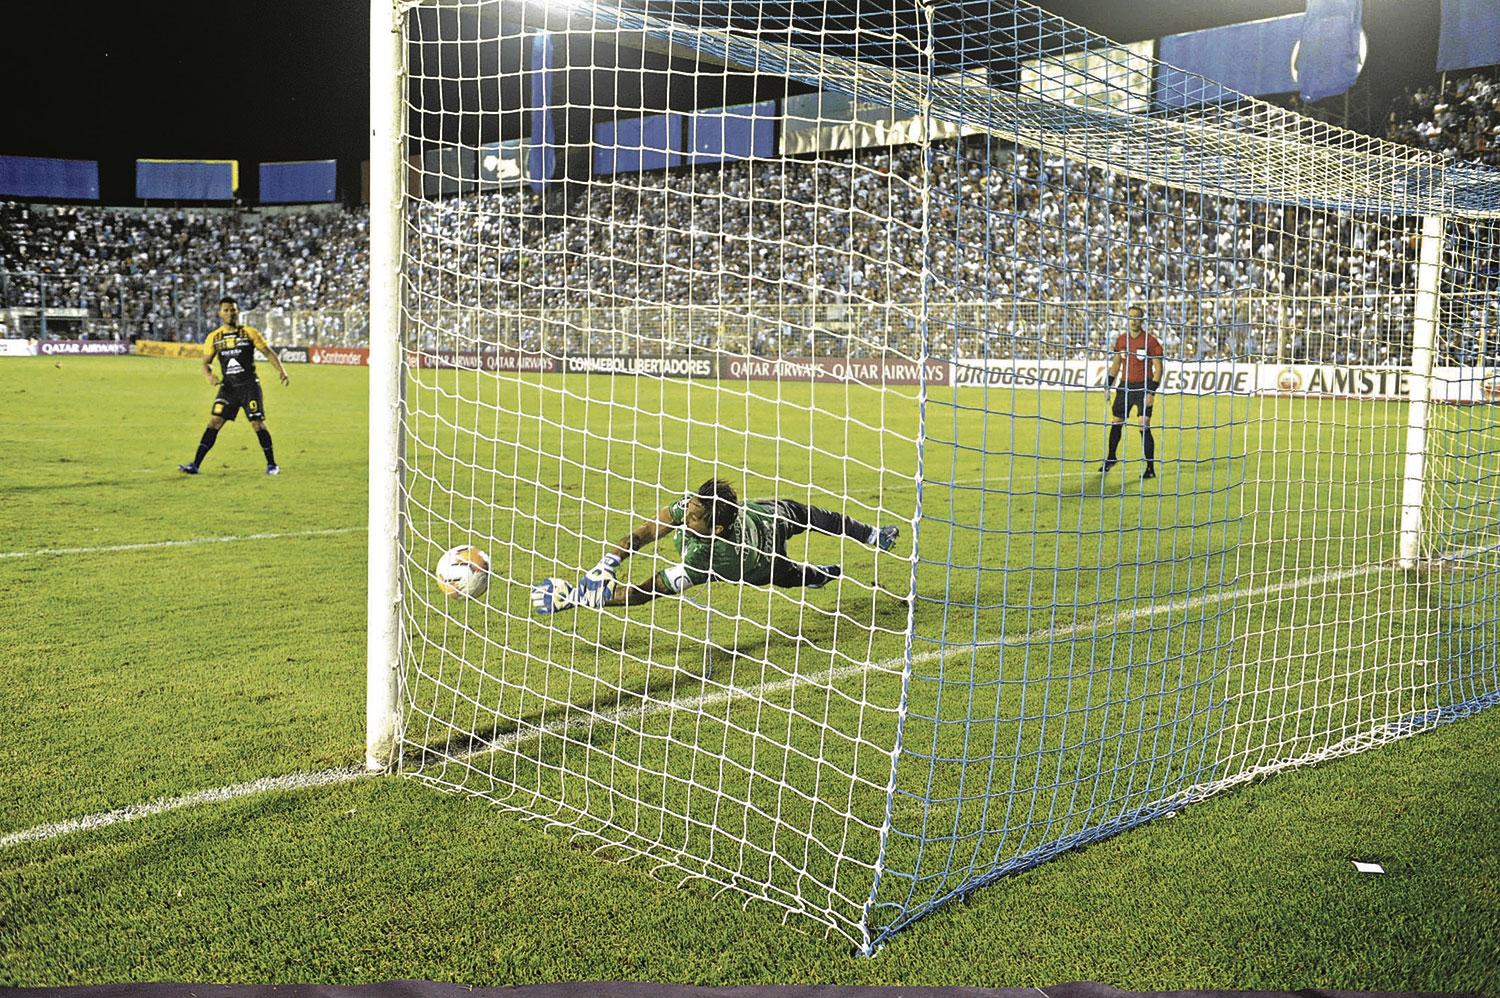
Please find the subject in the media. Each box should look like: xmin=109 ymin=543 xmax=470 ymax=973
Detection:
xmin=0 ymin=470 xmax=1067 ymax=563
xmin=983 ymin=558 xmax=1394 ymax=647
xmin=3 ymin=549 xmax=1394 ymax=852
xmin=0 ymin=527 xmax=365 ymax=560
xmin=0 ymin=471 xmax=1052 ymax=563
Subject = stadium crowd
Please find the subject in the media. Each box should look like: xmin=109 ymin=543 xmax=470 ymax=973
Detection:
xmin=1 ymin=72 xmax=1495 ymax=361
xmin=1386 ymin=70 xmax=1500 ymax=168
xmin=0 ymin=202 xmax=366 ymax=340
xmin=403 ymin=140 xmax=1440 ymax=362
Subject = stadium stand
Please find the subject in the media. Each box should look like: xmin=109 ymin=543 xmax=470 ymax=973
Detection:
xmin=1387 ymin=70 xmax=1500 ymax=167
xmin=3 ymin=71 xmax=1495 ymax=357
xmin=0 ymin=202 xmax=366 ymax=341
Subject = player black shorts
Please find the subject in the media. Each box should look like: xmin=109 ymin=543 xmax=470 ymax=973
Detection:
xmin=211 ymin=380 xmax=266 ymax=421
xmin=1112 ymin=382 xmax=1154 ymax=419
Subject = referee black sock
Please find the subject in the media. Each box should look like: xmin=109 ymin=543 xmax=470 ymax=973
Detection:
xmin=1107 ymin=425 xmax=1122 ymax=460
xmin=193 ymin=427 xmax=219 ymax=467
xmin=255 ymin=427 xmax=276 ymax=466
xmin=1142 ymin=428 xmax=1156 ymax=469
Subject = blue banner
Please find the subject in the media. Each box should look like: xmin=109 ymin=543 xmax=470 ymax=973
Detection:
xmin=1297 ymin=0 xmax=1363 ymax=102
xmin=136 ymin=160 xmax=237 ymax=200
xmin=1155 ymin=14 xmax=1303 ymax=109
xmin=593 ymin=114 xmax=683 ymax=175
xmin=259 ymin=160 xmax=336 ymax=203
xmin=1438 ymin=0 xmax=1500 ymax=72
xmin=528 ymin=32 xmax=557 ymax=191
xmin=687 ymin=101 xmax=777 ymax=164
xmin=0 ymin=156 xmax=99 ymax=200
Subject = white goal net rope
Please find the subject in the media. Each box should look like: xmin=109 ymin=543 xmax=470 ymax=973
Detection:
xmin=383 ymin=0 xmax=1500 ymax=951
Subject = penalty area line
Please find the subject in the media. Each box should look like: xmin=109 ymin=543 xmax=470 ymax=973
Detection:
xmin=0 ymin=527 xmax=365 ymax=560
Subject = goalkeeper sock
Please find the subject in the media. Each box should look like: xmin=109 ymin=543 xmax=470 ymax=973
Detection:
xmin=193 ymin=426 xmax=220 ymax=466
xmin=256 ymin=427 xmax=276 ymax=466
xmin=1107 ymin=425 xmax=1122 ymax=460
xmin=1142 ymin=427 xmax=1156 ymax=470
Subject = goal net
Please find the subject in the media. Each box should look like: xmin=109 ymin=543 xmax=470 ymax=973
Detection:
xmin=369 ymin=0 xmax=1500 ymax=951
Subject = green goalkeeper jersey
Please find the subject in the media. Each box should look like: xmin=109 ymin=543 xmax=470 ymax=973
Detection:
xmin=665 ymin=496 xmax=779 ymax=587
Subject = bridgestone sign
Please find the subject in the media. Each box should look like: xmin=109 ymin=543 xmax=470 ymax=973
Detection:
xmin=949 ymin=360 xmax=1104 ymax=389
xmin=949 ymin=359 xmax=1497 ymax=402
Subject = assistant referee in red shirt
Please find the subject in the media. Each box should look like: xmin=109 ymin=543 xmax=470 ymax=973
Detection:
xmin=1101 ymin=303 xmax=1164 ymax=481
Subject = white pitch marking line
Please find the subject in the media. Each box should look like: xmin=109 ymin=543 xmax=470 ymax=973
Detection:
xmin=0 ymin=767 xmax=368 ymax=849
xmin=1 ymin=551 xmax=1403 ymax=851
xmin=0 ymin=527 xmax=365 ymax=560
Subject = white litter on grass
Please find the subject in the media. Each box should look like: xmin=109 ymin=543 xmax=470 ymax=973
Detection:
xmin=1352 ymin=860 xmax=1386 ymax=874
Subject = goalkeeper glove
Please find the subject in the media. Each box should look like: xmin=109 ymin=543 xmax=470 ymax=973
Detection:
xmin=575 ymin=553 xmax=621 ymax=609
xmin=531 ymin=577 xmax=578 ymax=615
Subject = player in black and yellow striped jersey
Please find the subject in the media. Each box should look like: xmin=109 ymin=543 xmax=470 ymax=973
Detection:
xmin=178 ymin=297 xmax=291 ymax=475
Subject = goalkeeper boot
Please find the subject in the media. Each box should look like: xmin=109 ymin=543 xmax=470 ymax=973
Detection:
xmin=1142 ymin=465 xmax=1157 ymax=481
xmin=1100 ymin=458 xmax=1117 ymax=474
xmin=875 ymin=525 xmax=900 ymax=551
xmin=806 ymin=564 xmax=843 ymax=589
xmin=177 ymin=463 xmax=200 ymax=475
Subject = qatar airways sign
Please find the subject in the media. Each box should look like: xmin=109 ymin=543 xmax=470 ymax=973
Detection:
xmin=36 ymin=339 xmax=131 ymax=356
xmin=723 ymin=355 xmax=950 ymax=385
xmin=407 ymin=350 xmax=562 ymax=373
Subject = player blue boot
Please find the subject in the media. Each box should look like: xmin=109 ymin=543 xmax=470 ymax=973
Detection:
xmin=266 ymin=464 xmax=281 ymax=476
xmin=177 ymin=463 xmax=200 ymax=475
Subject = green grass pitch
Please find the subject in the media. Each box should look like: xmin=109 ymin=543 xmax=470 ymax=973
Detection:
xmin=1 ymin=355 xmax=1496 ymax=988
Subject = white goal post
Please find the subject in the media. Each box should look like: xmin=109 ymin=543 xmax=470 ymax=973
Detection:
xmin=1399 ymin=213 xmax=1445 ymax=571
xmin=367 ymin=0 xmax=1500 ymax=952
xmin=367 ymin=0 xmax=404 ymax=771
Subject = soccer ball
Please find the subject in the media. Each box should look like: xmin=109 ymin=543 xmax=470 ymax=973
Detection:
xmin=435 ymin=545 xmax=490 ymax=599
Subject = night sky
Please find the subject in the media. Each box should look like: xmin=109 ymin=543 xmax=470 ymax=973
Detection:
xmin=3 ymin=0 xmax=1441 ymax=204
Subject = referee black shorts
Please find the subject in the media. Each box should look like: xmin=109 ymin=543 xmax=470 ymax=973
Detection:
xmin=1111 ymin=381 xmax=1155 ymax=419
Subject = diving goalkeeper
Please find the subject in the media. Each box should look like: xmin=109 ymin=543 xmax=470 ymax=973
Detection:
xmin=531 ymin=479 xmax=900 ymax=613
